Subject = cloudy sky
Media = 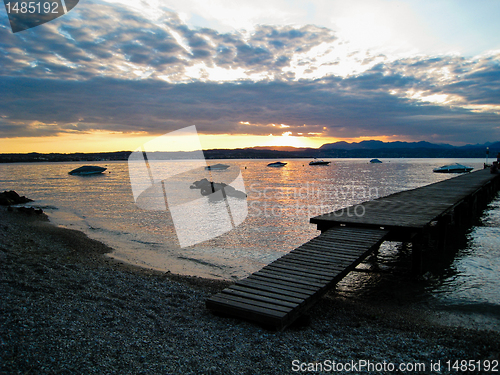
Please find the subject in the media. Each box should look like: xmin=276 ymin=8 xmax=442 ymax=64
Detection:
xmin=1 ymin=0 xmax=500 ymax=152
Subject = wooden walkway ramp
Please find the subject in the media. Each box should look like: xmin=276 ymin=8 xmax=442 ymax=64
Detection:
xmin=206 ymin=227 xmax=388 ymax=330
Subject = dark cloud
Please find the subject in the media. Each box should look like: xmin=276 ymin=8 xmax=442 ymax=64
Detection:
xmin=1 ymin=72 xmax=499 ymax=144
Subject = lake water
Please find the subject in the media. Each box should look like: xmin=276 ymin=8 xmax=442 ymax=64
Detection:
xmin=1 ymin=158 xmax=499 ymax=331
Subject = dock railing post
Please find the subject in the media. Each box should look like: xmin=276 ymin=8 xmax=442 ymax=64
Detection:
xmin=409 ymin=229 xmax=428 ymax=275
xmin=411 ymin=225 xmax=442 ymax=275
xmin=411 ymin=236 xmax=423 ymax=275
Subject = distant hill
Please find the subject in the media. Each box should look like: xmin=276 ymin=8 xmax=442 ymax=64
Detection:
xmin=0 ymin=151 xmax=132 ymax=163
xmin=320 ymin=140 xmax=455 ymax=150
xmin=190 ymin=140 xmax=499 ymax=159
xmin=248 ymin=146 xmax=313 ymax=152
xmin=316 ymin=140 xmax=499 ymax=158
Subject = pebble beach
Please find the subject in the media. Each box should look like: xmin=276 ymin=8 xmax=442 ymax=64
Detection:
xmin=1 ymin=206 xmax=499 ymax=374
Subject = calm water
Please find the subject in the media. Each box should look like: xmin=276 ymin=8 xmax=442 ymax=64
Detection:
xmin=1 ymin=158 xmax=499 ymax=330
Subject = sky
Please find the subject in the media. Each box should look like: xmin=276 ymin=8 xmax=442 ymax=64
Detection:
xmin=1 ymin=0 xmax=500 ymax=152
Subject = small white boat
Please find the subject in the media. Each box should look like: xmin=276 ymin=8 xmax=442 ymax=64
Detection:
xmin=433 ymin=163 xmax=473 ymax=173
xmin=68 ymin=166 xmax=107 ymax=175
xmin=267 ymin=161 xmax=287 ymax=167
xmin=205 ymin=163 xmax=230 ymax=170
xmin=309 ymin=159 xmax=331 ymax=166
xmin=370 ymin=158 xmax=382 ymax=163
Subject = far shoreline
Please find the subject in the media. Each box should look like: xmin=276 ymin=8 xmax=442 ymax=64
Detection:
xmin=1 ymin=140 xmax=497 ymax=163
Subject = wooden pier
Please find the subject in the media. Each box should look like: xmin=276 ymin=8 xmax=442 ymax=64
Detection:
xmin=207 ymin=169 xmax=500 ymax=330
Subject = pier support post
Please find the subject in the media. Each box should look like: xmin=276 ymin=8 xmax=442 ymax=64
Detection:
xmin=410 ymin=232 xmax=425 ymax=275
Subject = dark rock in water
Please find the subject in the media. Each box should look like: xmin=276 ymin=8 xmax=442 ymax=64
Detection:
xmin=27 ymin=207 xmax=34 ymax=215
xmin=0 ymin=191 xmax=33 ymax=206
xmin=190 ymin=178 xmax=246 ymax=198
xmin=17 ymin=206 xmax=44 ymax=215
xmin=0 ymin=190 xmax=45 ymax=216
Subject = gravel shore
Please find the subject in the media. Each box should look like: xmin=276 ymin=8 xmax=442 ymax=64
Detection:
xmin=1 ymin=206 xmax=499 ymax=374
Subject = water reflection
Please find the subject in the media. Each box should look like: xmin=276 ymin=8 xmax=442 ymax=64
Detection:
xmin=0 ymin=158 xmax=498 ymax=328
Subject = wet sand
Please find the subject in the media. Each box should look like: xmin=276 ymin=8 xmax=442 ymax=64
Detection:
xmin=1 ymin=206 xmax=499 ymax=374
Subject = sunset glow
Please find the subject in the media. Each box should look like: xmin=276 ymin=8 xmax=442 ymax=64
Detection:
xmin=1 ymin=131 xmax=414 ymax=153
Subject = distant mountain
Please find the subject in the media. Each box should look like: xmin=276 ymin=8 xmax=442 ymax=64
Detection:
xmin=460 ymin=141 xmax=500 ymax=150
xmin=201 ymin=140 xmax=498 ymax=159
xmin=320 ymin=140 xmax=455 ymax=150
xmin=316 ymin=140 xmax=497 ymax=159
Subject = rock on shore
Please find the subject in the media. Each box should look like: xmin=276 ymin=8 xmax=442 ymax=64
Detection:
xmin=0 ymin=190 xmax=33 ymax=206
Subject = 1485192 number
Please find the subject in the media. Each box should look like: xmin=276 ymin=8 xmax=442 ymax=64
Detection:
xmin=5 ymin=1 xmax=59 ymax=14
xmin=446 ymin=360 xmax=498 ymax=372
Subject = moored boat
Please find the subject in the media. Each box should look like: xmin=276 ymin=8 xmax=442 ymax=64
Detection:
xmin=370 ymin=158 xmax=382 ymax=163
xmin=433 ymin=163 xmax=473 ymax=173
xmin=205 ymin=163 xmax=230 ymax=170
xmin=309 ymin=159 xmax=331 ymax=166
xmin=267 ymin=161 xmax=287 ymax=167
xmin=68 ymin=166 xmax=107 ymax=175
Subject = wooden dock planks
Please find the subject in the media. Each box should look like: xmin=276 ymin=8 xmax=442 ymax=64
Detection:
xmin=310 ymin=169 xmax=500 ymax=231
xmin=206 ymin=227 xmax=388 ymax=330
xmin=206 ymin=169 xmax=500 ymax=330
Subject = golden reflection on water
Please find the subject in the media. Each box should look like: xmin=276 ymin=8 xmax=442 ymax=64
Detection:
xmin=0 ymin=158 xmax=486 ymax=278
xmin=1 ymin=158 xmax=498 ymax=330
